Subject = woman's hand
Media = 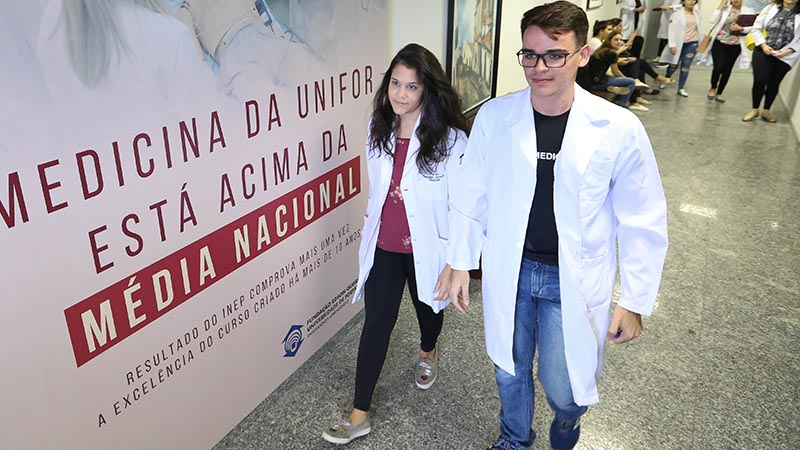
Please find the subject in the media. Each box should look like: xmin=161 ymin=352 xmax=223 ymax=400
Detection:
xmin=761 ymin=43 xmax=775 ymax=54
xmin=670 ymin=47 xmax=677 ymax=55
xmin=718 ymin=0 xmax=728 ymax=9
xmin=433 ymin=264 xmax=452 ymax=301
xmin=730 ymin=23 xmax=743 ymax=32
xmin=772 ymin=48 xmax=794 ymax=59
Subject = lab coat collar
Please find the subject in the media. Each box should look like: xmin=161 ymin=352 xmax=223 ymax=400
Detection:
xmin=509 ymin=86 xmax=606 ymax=177
xmin=562 ymin=87 xmax=607 ymax=176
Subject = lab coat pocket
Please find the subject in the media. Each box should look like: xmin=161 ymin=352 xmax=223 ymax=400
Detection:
xmin=579 ymin=159 xmax=615 ymax=202
xmin=580 ymin=252 xmax=613 ymax=310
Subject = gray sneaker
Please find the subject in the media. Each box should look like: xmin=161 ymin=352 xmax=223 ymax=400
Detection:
xmin=322 ymin=417 xmax=371 ymax=445
xmin=415 ymin=349 xmax=438 ymax=390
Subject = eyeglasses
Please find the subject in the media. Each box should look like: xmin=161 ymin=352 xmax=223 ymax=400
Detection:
xmin=516 ymin=48 xmax=582 ymax=68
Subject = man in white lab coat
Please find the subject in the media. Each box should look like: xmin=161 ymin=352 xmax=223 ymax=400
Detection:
xmin=447 ymin=2 xmax=668 ymax=450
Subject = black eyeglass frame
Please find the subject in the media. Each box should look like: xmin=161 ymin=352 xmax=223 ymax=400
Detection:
xmin=515 ymin=47 xmax=583 ymax=68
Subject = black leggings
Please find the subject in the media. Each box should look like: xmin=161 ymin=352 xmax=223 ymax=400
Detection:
xmin=621 ymin=59 xmax=661 ymax=82
xmin=353 ymin=247 xmax=443 ymax=411
xmin=658 ymin=38 xmax=668 ymax=56
xmin=629 ymin=35 xmax=645 ymax=59
xmin=710 ymin=40 xmax=741 ymax=94
xmin=751 ymin=47 xmax=791 ymax=110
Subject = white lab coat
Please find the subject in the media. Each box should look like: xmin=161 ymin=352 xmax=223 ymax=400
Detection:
xmin=696 ymin=4 xmax=756 ymax=64
xmin=620 ymin=0 xmax=646 ymax=39
xmin=750 ymin=3 xmax=800 ymax=68
xmin=659 ymin=5 xmax=702 ymax=65
xmin=657 ymin=0 xmax=683 ymax=40
xmin=448 ymin=86 xmax=668 ymax=406
xmin=353 ymin=116 xmax=467 ymax=313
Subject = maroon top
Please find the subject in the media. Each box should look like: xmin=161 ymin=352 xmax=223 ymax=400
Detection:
xmin=376 ymin=137 xmax=413 ymax=254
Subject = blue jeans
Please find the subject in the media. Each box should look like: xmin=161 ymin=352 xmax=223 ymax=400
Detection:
xmin=590 ymin=76 xmax=635 ymax=107
xmin=494 ymin=259 xmax=587 ymax=449
xmin=665 ymin=41 xmax=698 ymax=90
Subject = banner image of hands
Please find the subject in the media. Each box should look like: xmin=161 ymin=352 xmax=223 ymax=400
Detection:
xmin=0 ymin=1 xmax=385 ymax=448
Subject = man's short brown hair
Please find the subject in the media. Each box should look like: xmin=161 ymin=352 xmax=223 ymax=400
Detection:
xmin=520 ymin=1 xmax=589 ymax=48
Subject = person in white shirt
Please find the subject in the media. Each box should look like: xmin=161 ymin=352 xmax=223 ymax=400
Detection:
xmin=588 ymin=19 xmax=613 ymax=53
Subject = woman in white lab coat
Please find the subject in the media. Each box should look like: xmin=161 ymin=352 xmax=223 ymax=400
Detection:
xmin=322 ymin=43 xmax=468 ymax=445
xmin=659 ymin=0 xmax=702 ymax=96
xmin=656 ymin=0 xmax=683 ymax=57
xmin=620 ymin=0 xmax=647 ymax=57
xmin=704 ymin=0 xmax=756 ymax=102
xmin=741 ymin=0 xmax=800 ymax=122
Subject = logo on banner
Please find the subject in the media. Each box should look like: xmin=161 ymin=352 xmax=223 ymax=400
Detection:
xmin=282 ymin=325 xmax=304 ymax=357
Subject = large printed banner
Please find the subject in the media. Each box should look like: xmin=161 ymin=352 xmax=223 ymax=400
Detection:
xmin=0 ymin=1 xmax=386 ymax=449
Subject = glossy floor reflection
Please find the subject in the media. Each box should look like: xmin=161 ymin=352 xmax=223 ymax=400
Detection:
xmin=213 ymin=67 xmax=800 ymax=450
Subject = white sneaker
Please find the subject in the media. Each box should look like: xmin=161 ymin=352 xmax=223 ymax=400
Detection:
xmin=678 ymin=89 xmax=689 ymax=97
xmin=629 ymin=104 xmax=650 ymax=112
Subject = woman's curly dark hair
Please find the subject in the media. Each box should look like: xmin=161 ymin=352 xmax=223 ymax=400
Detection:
xmin=369 ymin=43 xmax=469 ymax=174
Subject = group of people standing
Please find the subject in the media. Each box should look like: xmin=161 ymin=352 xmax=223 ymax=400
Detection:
xmin=656 ymin=0 xmax=798 ymax=122
xmin=322 ymin=2 xmax=669 ymax=449
xmin=578 ymin=0 xmax=798 ymax=123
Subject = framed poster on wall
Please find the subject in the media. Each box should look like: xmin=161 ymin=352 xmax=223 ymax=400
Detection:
xmin=446 ymin=0 xmax=502 ymax=116
xmin=587 ymin=0 xmax=604 ymax=9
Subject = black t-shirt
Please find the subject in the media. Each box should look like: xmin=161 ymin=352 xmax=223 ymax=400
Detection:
xmin=523 ymin=108 xmax=570 ymax=266
xmin=577 ymin=49 xmax=617 ymax=89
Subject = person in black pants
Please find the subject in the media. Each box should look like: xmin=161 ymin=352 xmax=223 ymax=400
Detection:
xmin=709 ymin=40 xmax=742 ymax=101
xmin=322 ymin=43 xmax=469 ymax=445
xmin=741 ymin=0 xmax=800 ymax=122
xmin=706 ymin=0 xmax=755 ymax=102
xmin=617 ymin=51 xmax=675 ymax=95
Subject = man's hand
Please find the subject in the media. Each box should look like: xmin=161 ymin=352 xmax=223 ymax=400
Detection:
xmin=434 ymin=264 xmax=452 ymax=301
xmin=606 ymin=305 xmax=643 ymax=343
xmin=448 ymin=269 xmax=471 ymax=314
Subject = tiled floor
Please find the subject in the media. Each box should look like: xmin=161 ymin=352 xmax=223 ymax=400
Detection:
xmin=213 ymin=67 xmax=800 ymax=450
